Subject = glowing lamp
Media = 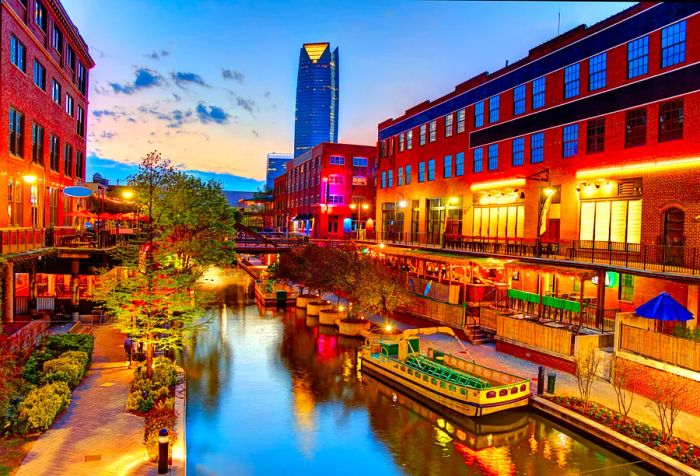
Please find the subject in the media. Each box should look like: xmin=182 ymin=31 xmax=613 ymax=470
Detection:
xmin=349 ymin=203 xmax=357 ymax=210
xmin=338 ymin=305 xmax=345 ymax=312
xmin=398 ymin=200 xmax=407 ymax=208
xmin=544 ymin=187 xmax=555 ymax=196
xmin=122 ymin=190 xmax=134 ymax=199
xmin=379 ymin=243 xmax=385 ymax=249
xmin=449 ymin=196 xmax=459 ymax=204
xmin=362 ymin=203 xmax=369 ymax=210
xmin=385 ymin=324 xmax=393 ymax=332
xmin=23 ymin=174 xmax=37 ymax=184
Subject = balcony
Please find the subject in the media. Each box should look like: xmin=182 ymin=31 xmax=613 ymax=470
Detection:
xmin=0 ymin=228 xmax=46 ymax=255
xmin=0 ymin=226 xmax=134 ymax=256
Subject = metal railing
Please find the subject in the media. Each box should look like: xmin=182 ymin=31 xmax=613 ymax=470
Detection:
xmin=0 ymin=227 xmax=45 ymax=255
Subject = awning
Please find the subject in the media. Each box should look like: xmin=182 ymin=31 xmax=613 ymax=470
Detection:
xmin=372 ymin=246 xmax=514 ymax=267
xmin=636 ymin=292 xmax=693 ymax=321
xmin=505 ymin=261 xmax=597 ymax=280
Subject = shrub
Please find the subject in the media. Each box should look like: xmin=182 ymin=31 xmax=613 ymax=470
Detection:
xmin=144 ymin=400 xmax=178 ymax=461
xmin=152 ymin=386 xmax=171 ymax=402
xmin=17 ymin=382 xmax=70 ymax=434
xmin=61 ymin=351 xmax=89 ymax=374
xmin=41 ymin=357 xmax=83 ymax=389
xmin=126 ymin=390 xmax=154 ymax=414
xmin=152 ymin=358 xmax=177 ymax=389
xmin=23 ymin=349 xmax=55 ymax=385
xmin=43 ymin=334 xmax=95 ymax=360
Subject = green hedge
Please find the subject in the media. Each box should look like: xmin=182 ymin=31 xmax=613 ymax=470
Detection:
xmin=126 ymin=357 xmax=178 ymax=414
xmin=41 ymin=355 xmax=85 ymax=389
xmin=23 ymin=335 xmax=95 ymax=384
xmin=17 ymin=382 xmax=71 ymax=433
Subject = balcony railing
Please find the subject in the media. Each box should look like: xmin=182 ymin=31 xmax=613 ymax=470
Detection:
xmin=368 ymin=232 xmax=700 ymax=277
xmin=0 ymin=228 xmax=46 ymax=255
xmin=0 ymin=226 xmax=135 ymax=255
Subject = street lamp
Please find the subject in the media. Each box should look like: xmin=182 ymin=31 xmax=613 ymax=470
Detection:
xmin=441 ymin=195 xmax=459 ymax=248
xmin=393 ymin=192 xmax=406 ymax=242
xmin=349 ymin=201 xmax=369 ymax=240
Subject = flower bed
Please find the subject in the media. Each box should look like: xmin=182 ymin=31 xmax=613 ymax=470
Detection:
xmin=548 ymin=395 xmax=700 ymax=469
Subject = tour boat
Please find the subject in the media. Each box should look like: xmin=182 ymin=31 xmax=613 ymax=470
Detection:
xmin=358 ymin=327 xmax=531 ymax=417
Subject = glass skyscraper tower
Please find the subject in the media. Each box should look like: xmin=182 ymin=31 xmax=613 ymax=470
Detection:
xmin=293 ymin=43 xmax=339 ymax=157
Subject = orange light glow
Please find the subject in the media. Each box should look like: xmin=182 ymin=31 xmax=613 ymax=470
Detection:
xmin=576 ymin=156 xmax=700 ymax=179
xmin=470 ymin=178 xmax=526 ymax=192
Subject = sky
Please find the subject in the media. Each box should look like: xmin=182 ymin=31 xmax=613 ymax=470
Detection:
xmin=62 ymin=0 xmax=633 ymax=191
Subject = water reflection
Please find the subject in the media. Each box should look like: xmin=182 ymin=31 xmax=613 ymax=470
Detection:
xmin=181 ymin=269 xmax=651 ymax=476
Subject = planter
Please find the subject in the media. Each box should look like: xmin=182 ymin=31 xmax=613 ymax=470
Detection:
xmin=319 ymin=308 xmax=347 ymax=326
xmin=305 ymin=316 xmax=319 ymax=328
xmin=306 ymin=300 xmax=333 ymax=317
xmin=338 ymin=318 xmax=372 ymax=337
xmin=296 ymin=294 xmax=320 ymax=309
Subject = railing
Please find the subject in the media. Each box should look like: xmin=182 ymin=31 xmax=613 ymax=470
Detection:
xmin=497 ymin=314 xmax=574 ymax=356
xmin=619 ymin=324 xmax=700 ymax=373
xmin=0 ymin=227 xmax=46 ymax=255
xmin=398 ymin=292 xmax=466 ymax=328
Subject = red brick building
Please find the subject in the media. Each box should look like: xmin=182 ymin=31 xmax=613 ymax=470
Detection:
xmin=375 ymin=3 xmax=700 ymax=316
xmin=1 ymin=0 xmax=93 ymax=232
xmin=275 ymin=142 xmax=376 ymax=239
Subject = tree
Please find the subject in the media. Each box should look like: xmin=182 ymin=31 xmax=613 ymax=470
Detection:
xmin=574 ymin=349 xmax=602 ymax=408
xmin=647 ymin=376 xmax=689 ymax=440
xmin=609 ymin=357 xmax=636 ymax=421
xmin=352 ymin=256 xmax=410 ymax=316
xmin=270 ymin=245 xmax=315 ymax=295
xmin=93 ymin=152 xmax=236 ymax=379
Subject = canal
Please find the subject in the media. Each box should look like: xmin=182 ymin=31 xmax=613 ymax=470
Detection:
xmin=180 ymin=269 xmax=651 ymax=475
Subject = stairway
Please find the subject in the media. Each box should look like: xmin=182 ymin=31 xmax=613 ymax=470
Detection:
xmin=464 ymin=323 xmax=494 ymax=345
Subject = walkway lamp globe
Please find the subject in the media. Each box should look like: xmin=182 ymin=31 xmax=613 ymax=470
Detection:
xmin=349 ymin=203 xmax=357 ymax=210
xmin=398 ymin=200 xmax=407 ymax=209
xmin=362 ymin=203 xmax=369 ymax=211
xmin=121 ymin=189 xmax=134 ymax=200
xmin=23 ymin=174 xmax=37 ymax=184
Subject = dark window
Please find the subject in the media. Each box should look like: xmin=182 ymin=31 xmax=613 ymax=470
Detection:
xmin=418 ymin=161 xmax=425 ymax=182
xmin=32 ymin=123 xmax=44 ymax=164
xmin=444 ymin=114 xmax=453 ymax=137
xmin=456 ymin=108 xmax=465 ymax=133
xmin=66 ymin=46 xmax=76 ymax=71
xmin=429 ymin=120 xmax=436 ymax=142
xmin=10 ymin=35 xmax=26 ymax=72
xmin=77 ymin=106 xmax=85 ymax=137
xmin=661 ymin=21 xmax=686 ymax=68
xmin=473 ymin=148 xmax=483 ymax=173
xmin=52 ymin=26 xmax=63 ymax=56
xmin=419 ymin=124 xmax=426 ymax=145
xmin=489 ymin=95 xmax=499 ymax=123
xmin=51 ymin=79 xmax=61 ymax=104
xmin=512 ymin=137 xmax=524 ymax=166
xmin=444 ymin=155 xmax=452 ymax=178
xmin=530 ymin=133 xmax=544 ymax=163
xmin=405 ymin=165 xmax=411 ymax=185
xmin=589 ymin=52 xmax=606 ymax=91
xmin=35 ymin=1 xmax=47 ymax=31
xmin=33 ymin=60 xmax=46 ymax=90
xmin=532 ymin=77 xmax=545 ymax=109
xmin=388 ymin=170 xmax=393 ymax=188
xmin=513 ymin=84 xmax=526 ymax=115
xmin=625 ymin=108 xmax=647 ymax=147
xmin=586 ymin=118 xmax=605 ymax=154
xmin=76 ymin=151 xmax=84 ymax=178
xmin=658 ymin=99 xmax=683 ymax=142
xmin=49 ymin=134 xmax=60 ymax=172
xmin=380 ymin=171 xmax=386 ymax=189
xmin=427 ymin=159 xmax=435 ymax=181
xmin=64 ymin=144 xmax=73 ymax=177
xmin=627 ymin=36 xmax=649 ymax=79
xmin=9 ymin=108 xmax=24 ymax=157
xmin=474 ymin=101 xmax=484 ymax=128
xmin=562 ymin=124 xmax=579 ymax=158
xmin=564 ymin=64 xmax=580 ymax=99
xmin=455 ymin=152 xmax=464 ymax=176
xmin=487 ymin=144 xmax=498 ymax=171
xmin=77 ymin=62 xmax=87 ymax=95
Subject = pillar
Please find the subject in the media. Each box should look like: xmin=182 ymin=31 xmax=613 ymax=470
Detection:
xmin=2 ymin=261 xmax=14 ymax=323
xmin=687 ymin=284 xmax=699 ymax=330
xmin=70 ymin=259 xmax=80 ymax=309
xmin=29 ymin=260 xmax=37 ymax=312
xmin=596 ymin=269 xmax=606 ymax=328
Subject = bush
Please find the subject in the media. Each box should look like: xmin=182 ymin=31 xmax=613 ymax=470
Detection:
xmin=23 ymin=349 xmax=55 ymax=385
xmin=126 ymin=390 xmax=154 ymax=414
xmin=17 ymin=382 xmax=70 ymax=434
xmin=144 ymin=400 xmax=178 ymax=461
xmin=43 ymin=334 xmax=95 ymax=360
xmin=41 ymin=357 xmax=83 ymax=389
xmin=61 ymin=351 xmax=89 ymax=374
xmin=152 ymin=358 xmax=177 ymax=389
xmin=152 ymin=385 xmax=171 ymax=402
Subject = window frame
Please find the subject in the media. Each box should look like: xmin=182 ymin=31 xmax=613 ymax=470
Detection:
xmin=588 ymin=52 xmax=607 ymax=91
xmin=563 ymin=63 xmax=580 ymax=99
xmin=562 ymin=124 xmax=579 ymax=158
xmin=473 ymin=148 xmax=483 ymax=173
xmin=513 ymin=84 xmax=526 ymax=115
xmin=511 ymin=137 xmax=524 ymax=166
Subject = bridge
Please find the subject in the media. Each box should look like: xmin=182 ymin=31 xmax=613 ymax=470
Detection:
xmin=232 ymin=223 xmax=309 ymax=253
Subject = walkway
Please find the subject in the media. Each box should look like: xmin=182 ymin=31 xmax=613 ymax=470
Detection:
xmin=16 ymin=326 xmax=156 ymax=476
xmin=321 ymin=292 xmax=700 ymax=447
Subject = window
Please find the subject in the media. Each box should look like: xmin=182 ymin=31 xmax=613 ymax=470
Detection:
xmin=444 ymin=155 xmax=452 ymax=178
xmin=427 ymin=159 xmax=435 ymax=181
xmin=327 ymin=175 xmax=343 ymax=184
xmin=388 ymin=170 xmax=393 ymax=188
xmin=472 ymin=205 xmax=525 ymax=239
xmin=51 ymin=79 xmax=61 ymax=104
xmin=579 ymin=199 xmax=641 ymax=244
xmin=513 ymin=85 xmax=526 ymax=115
xmin=489 ymin=95 xmax=499 ymax=123
xmin=620 ymin=274 xmax=635 ymax=302
xmin=52 ymin=26 xmax=63 ymax=55
xmin=10 ymin=35 xmax=26 ymax=72
xmin=627 ymin=36 xmax=649 ymax=79
xmin=47 ymin=187 xmax=58 ymax=226
xmin=76 ymin=150 xmax=84 ymax=180
xmin=35 ymin=1 xmax=47 ymax=31
xmin=77 ymin=62 xmax=87 ymax=94
xmin=473 ymin=147 xmax=483 ymax=173
xmin=625 ymin=108 xmax=647 ymax=148
xmin=64 ymin=144 xmax=73 ymax=177
xmin=9 ymin=108 xmax=24 ymax=157
xmin=445 ymin=114 xmax=453 ymax=137
xmin=352 ymin=176 xmax=367 ymax=186
xmin=77 ymin=106 xmax=85 ymax=137
xmin=562 ymin=124 xmax=579 ymax=158
xmin=66 ymin=46 xmax=76 ymax=71
xmin=8 ymin=179 xmax=22 ymax=226
xmin=33 ymin=60 xmax=46 ymax=90
xmin=407 ymin=130 xmax=413 ymax=149
xmin=399 ymin=133 xmax=405 ymax=152
xmin=588 ymin=52 xmax=606 ymax=91
xmin=328 ymin=195 xmax=343 ymax=204
xmin=532 ymin=76 xmax=545 ymax=109
xmin=405 ymin=165 xmax=412 ymax=185
xmin=397 ymin=166 xmax=404 ymax=186
xmin=65 ymin=95 xmax=74 ymax=116
xmin=429 ymin=120 xmax=436 ymax=142
xmin=418 ymin=162 xmax=425 ymax=182
xmin=456 ymin=108 xmax=465 ymax=133
xmin=31 ymin=123 xmax=44 ymax=164
xmin=352 ymin=157 xmax=368 ymax=167
xmin=512 ymin=137 xmax=524 ymax=166
xmin=487 ymin=144 xmax=498 ymax=171
xmin=564 ymin=64 xmax=580 ymax=99
xmin=49 ymin=134 xmax=60 ymax=172
xmin=530 ymin=132 xmax=544 ymax=163
xmin=661 ymin=21 xmax=686 ymax=68
xmin=419 ymin=124 xmax=426 ymax=145
xmin=455 ymin=152 xmax=464 ymax=176
xmin=658 ymin=99 xmax=683 ymax=142
xmin=586 ymin=118 xmax=605 ymax=154
xmin=474 ymin=101 xmax=484 ymax=128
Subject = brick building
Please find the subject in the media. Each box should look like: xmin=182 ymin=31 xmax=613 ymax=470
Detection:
xmin=275 ymin=142 xmax=376 ymax=239
xmin=1 ymin=0 xmax=93 ymax=230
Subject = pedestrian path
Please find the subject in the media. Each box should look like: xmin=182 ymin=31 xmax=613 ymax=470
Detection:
xmin=16 ymin=326 xmax=155 ymax=476
xmin=321 ymin=292 xmax=700 ymax=447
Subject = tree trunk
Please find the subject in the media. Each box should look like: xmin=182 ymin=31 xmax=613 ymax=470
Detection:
xmin=146 ymin=339 xmax=154 ymax=379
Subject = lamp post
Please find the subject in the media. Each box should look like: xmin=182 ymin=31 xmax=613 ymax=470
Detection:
xmin=441 ymin=196 xmax=458 ymax=248
xmin=393 ymin=192 xmax=406 ymax=242
xmin=349 ymin=201 xmax=369 ymax=240
xmin=537 ymin=186 xmax=555 ymax=257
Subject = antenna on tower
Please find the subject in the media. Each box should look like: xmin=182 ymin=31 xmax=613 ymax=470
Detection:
xmin=557 ymin=5 xmax=561 ymax=35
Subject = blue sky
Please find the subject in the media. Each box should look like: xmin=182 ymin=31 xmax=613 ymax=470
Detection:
xmin=62 ymin=0 xmax=633 ymax=191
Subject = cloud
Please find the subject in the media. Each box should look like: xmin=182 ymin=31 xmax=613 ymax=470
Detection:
xmin=171 ymin=71 xmax=208 ymax=88
xmin=138 ymin=105 xmax=193 ymax=129
xmin=109 ymin=67 xmax=165 ymax=94
xmin=145 ymin=49 xmax=170 ymax=59
xmin=92 ymin=109 xmax=132 ymax=121
xmin=222 ymin=68 xmax=244 ymax=83
xmin=100 ymin=131 xmax=116 ymax=140
xmin=251 ymin=130 xmax=259 ymax=138
xmin=264 ymin=91 xmax=271 ymax=98
xmin=172 ymin=93 xmax=182 ymax=102
xmin=195 ymin=102 xmax=230 ymax=125
xmin=226 ymin=90 xmax=256 ymax=115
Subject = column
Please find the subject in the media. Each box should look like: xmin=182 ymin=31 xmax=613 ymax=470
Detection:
xmin=2 ymin=261 xmax=14 ymax=323
xmin=29 ymin=260 xmax=37 ymax=313
xmin=70 ymin=259 xmax=80 ymax=315
xmin=596 ymin=269 xmax=606 ymax=329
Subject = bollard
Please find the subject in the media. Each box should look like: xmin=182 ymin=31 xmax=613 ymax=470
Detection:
xmin=158 ymin=428 xmax=169 ymax=474
xmin=537 ymin=366 xmax=545 ymax=395
xmin=547 ymin=372 xmax=557 ymax=394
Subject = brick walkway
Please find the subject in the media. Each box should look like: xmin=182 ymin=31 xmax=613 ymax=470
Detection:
xmin=321 ymin=292 xmax=700 ymax=447
xmin=16 ymin=326 xmax=156 ymax=476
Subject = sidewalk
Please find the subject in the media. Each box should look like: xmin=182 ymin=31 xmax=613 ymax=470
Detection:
xmin=321 ymin=292 xmax=700 ymax=447
xmin=16 ymin=326 xmax=155 ymax=476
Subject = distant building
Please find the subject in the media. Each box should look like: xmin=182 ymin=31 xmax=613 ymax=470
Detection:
xmin=265 ymin=152 xmax=292 ymax=190
xmin=293 ymin=43 xmax=339 ymax=158
xmin=222 ymin=191 xmax=255 ymax=207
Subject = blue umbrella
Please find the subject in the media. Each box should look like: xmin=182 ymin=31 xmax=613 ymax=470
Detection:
xmin=635 ymin=292 xmax=694 ymax=321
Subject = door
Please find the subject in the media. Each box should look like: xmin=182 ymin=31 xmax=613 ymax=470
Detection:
xmin=663 ymin=208 xmax=684 ymax=265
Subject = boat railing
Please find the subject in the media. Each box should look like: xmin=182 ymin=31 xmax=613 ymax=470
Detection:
xmin=441 ymin=352 xmax=525 ymax=386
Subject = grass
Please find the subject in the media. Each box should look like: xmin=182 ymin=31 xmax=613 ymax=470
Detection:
xmin=0 ymin=436 xmax=38 ymax=476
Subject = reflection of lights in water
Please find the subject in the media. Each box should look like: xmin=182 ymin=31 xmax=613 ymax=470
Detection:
xmin=200 ymin=266 xmax=223 ymax=284
xmin=528 ymin=435 xmax=538 ymax=454
xmin=221 ymin=303 xmax=228 ymax=340
xmin=542 ymin=440 xmax=552 ymax=460
xmin=445 ymin=422 xmax=454 ymax=435
xmin=553 ymin=431 xmax=572 ymax=469
xmin=316 ymin=334 xmax=338 ymax=360
xmin=437 ymin=418 xmax=445 ymax=429
xmin=342 ymin=355 xmax=353 ymax=379
xmin=454 ymin=442 xmax=515 ymax=476
xmin=291 ymin=375 xmax=317 ymax=458
xmin=456 ymin=430 xmax=466 ymax=441
xmin=487 ymin=433 xmax=493 ymax=446
xmin=433 ymin=426 xmax=453 ymax=447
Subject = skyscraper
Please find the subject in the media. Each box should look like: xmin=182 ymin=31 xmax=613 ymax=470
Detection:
xmin=265 ymin=152 xmax=292 ymax=190
xmin=293 ymin=43 xmax=339 ymax=157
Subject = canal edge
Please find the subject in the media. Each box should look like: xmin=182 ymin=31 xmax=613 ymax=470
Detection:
xmin=531 ymin=396 xmax=700 ymax=476
xmin=174 ymin=365 xmax=187 ymax=476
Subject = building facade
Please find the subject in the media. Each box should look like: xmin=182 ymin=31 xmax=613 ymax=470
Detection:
xmin=293 ymin=43 xmax=339 ymax=158
xmin=375 ymin=2 xmax=700 ymax=314
xmin=265 ymin=152 xmax=292 ymax=191
xmin=1 ymin=0 xmax=93 ymax=231
xmin=274 ymin=143 xmax=375 ymax=239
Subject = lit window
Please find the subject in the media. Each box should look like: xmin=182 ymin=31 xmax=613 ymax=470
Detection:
xmin=429 ymin=120 xmax=436 ymax=142
xmin=474 ymin=101 xmax=484 ymax=128
xmin=418 ymin=162 xmax=425 ymax=182
xmin=532 ymin=77 xmax=545 ymax=109
xmin=444 ymin=155 xmax=452 ymax=178
xmin=627 ymin=36 xmax=648 ymax=79
xmin=445 ymin=114 xmax=453 ymax=137
xmin=564 ymin=64 xmax=580 ymax=99
xmin=562 ymin=124 xmax=579 ymax=158
xmin=487 ymin=144 xmax=498 ymax=171
xmin=530 ymin=133 xmax=544 ymax=163
xmin=455 ymin=152 xmax=464 ymax=176
xmin=513 ymin=85 xmax=525 ymax=115
xmin=473 ymin=148 xmax=483 ymax=173
xmin=661 ymin=21 xmax=686 ymax=68
xmin=489 ymin=95 xmax=499 ymax=123
xmin=512 ymin=137 xmax=524 ymax=166
xmin=588 ymin=52 xmax=606 ymax=91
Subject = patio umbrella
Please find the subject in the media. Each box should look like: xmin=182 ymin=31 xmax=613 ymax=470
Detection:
xmin=66 ymin=210 xmax=97 ymax=218
xmin=635 ymin=292 xmax=693 ymax=322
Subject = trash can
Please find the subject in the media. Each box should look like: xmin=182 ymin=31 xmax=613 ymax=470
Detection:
xmin=276 ymin=290 xmax=287 ymax=305
xmin=547 ymin=373 xmax=557 ymax=394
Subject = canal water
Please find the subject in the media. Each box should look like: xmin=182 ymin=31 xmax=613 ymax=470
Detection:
xmin=180 ymin=270 xmax=651 ymax=475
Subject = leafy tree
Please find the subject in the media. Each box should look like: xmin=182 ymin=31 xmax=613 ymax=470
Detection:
xmin=352 ymin=256 xmax=410 ymax=316
xmin=93 ymin=152 xmax=236 ymax=378
xmin=270 ymin=245 xmax=315 ymax=295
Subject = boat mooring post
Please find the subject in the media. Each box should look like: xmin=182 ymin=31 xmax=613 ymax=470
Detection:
xmin=158 ymin=428 xmax=169 ymax=474
xmin=537 ymin=366 xmax=545 ymax=395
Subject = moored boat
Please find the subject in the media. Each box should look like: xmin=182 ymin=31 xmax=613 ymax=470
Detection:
xmin=358 ymin=326 xmax=530 ymax=417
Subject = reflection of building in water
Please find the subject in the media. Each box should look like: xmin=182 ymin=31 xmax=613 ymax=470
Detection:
xmin=291 ymin=373 xmax=317 ymax=458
